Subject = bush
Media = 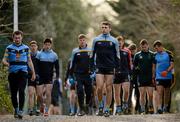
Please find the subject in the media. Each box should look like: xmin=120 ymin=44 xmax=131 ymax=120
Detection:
xmin=0 ymin=64 xmax=13 ymax=114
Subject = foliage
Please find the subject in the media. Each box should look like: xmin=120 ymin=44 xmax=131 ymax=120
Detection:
xmin=0 ymin=0 xmax=90 ymax=78
xmin=0 ymin=65 xmax=13 ymax=114
xmin=108 ymin=0 xmax=180 ymax=91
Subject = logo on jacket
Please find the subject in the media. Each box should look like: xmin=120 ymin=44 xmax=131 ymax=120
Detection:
xmin=97 ymin=42 xmax=102 ymax=45
xmin=110 ymin=42 xmax=113 ymax=46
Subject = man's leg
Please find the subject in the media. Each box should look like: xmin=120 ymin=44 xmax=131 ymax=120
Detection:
xmin=28 ymin=86 xmax=36 ymax=115
xmin=163 ymin=87 xmax=170 ymax=113
xmin=96 ymin=74 xmax=105 ymax=116
xmin=153 ymin=89 xmax=158 ymax=114
xmin=122 ymin=82 xmax=130 ymax=114
xmin=18 ymin=71 xmax=28 ymax=119
xmin=69 ymin=89 xmax=76 ymax=115
xmin=146 ymin=87 xmax=154 ymax=114
xmin=104 ymin=74 xmax=113 ymax=116
xmin=84 ymin=80 xmax=93 ymax=114
xmin=139 ymin=87 xmax=146 ymax=114
xmin=36 ymin=85 xmax=44 ymax=114
xmin=45 ymin=84 xmax=53 ymax=107
xmin=76 ymin=80 xmax=85 ymax=116
xmin=113 ymin=84 xmax=122 ymax=114
xmin=8 ymin=73 xmax=19 ymax=118
xmin=156 ymin=85 xmax=164 ymax=114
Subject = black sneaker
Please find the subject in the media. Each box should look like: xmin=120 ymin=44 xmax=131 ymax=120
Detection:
xmin=96 ymin=107 xmax=103 ymax=116
xmin=104 ymin=110 xmax=110 ymax=117
xmin=115 ymin=107 xmax=122 ymax=115
xmin=14 ymin=112 xmax=18 ymax=118
xmin=28 ymin=109 xmax=34 ymax=116
xmin=157 ymin=109 xmax=163 ymax=114
xmin=140 ymin=108 xmax=146 ymax=115
xmin=69 ymin=112 xmax=75 ymax=116
xmin=14 ymin=108 xmax=19 ymax=118
xmin=35 ymin=110 xmax=41 ymax=116
xmin=18 ymin=111 xmax=23 ymax=119
xmin=122 ymin=103 xmax=129 ymax=114
xmin=163 ymin=107 xmax=168 ymax=114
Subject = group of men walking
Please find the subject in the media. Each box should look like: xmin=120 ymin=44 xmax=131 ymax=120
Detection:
xmin=2 ymin=21 xmax=174 ymax=119
xmin=2 ymin=31 xmax=60 ymax=119
xmin=65 ymin=21 xmax=174 ymax=117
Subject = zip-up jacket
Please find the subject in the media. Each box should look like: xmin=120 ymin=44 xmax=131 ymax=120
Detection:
xmin=70 ymin=46 xmax=91 ymax=75
xmin=36 ymin=49 xmax=59 ymax=79
xmin=91 ymin=33 xmax=120 ymax=69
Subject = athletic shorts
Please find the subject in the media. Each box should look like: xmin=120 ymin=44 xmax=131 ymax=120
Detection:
xmin=96 ymin=68 xmax=115 ymax=75
xmin=114 ymin=73 xmax=129 ymax=84
xmin=137 ymin=81 xmax=154 ymax=87
xmin=70 ymin=83 xmax=76 ymax=90
xmin=38 ymin=75 xmax=53 ymax=85
xmin=156 ymin=79 xmax=171 ymax=88
xmin=51 ymin=96 xmax=59 ymax=106
xmin=27 ymin=74 xmax=37 ymax=87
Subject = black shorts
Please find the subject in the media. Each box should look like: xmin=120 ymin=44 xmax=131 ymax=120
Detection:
xmin=51 ymin=96 xmax=59 ymax=106
xmin=96 ymin=68 xmax=115 ymax=75
xmin=156 ymin=79 xmax=171 ymax=88
xmin=70 ymin=83 xmax=76 ymax=90
xmin=38 ymin=76 xmax=53 ymax=85
xmin=27 ymin=74 xmax=37 ymax=87
xmin=137 ymin=81 xmax=154 ymax=87
xmin=114 ymin=73 xmax=129 ymax=84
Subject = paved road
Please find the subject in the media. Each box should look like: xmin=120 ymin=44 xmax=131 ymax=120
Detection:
xmin=0 ymin=113 xmax=180 ymax=122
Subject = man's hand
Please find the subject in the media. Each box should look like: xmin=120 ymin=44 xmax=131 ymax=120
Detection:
xmin=152 ymin=77 xmax=156 ymax=86
xmin=2 ymin=61 xmax=9 ymax=67
xmin=31 ymin=72 xmax=36 ymax=81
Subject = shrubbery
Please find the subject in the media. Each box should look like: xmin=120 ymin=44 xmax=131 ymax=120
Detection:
xmin=0 ymin=65 xmax=13 ymax=114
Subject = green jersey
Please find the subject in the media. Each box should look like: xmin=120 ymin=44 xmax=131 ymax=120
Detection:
xmin=133 ymin=50 xmax=154 ymax=84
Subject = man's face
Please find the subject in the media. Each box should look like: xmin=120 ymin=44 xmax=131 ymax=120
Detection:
xmin=130 ymin=49 xmax=137 ymax=55
xmin=101 ymin=24 xmax=111 ymax=34
xmin=30 ymin=44 xmax=38 ymax=52
xmin=154 ymin=45 xmax=163 ymax=52
xmin=79 ymin=38 xmax=86 ymax=48
xmin=13 ymin=34 xmax=22 ymax=45
xmin=119 ymin=40 xmax=124 ymax=49
xmin=141 ymin=44 xmax=149 ymax=52
xmin=43 ymin=42 xmax=52 ymax=50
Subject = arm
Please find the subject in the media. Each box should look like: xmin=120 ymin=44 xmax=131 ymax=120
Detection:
xmin=64 ymin=60 xmax=71 ymax=83
xmin=152 ymin=63 xmax=156 ymax=86
xmin=166 ymin=52 xmax=174 ymax=72
xmin=90 ymin=39 xmax=96 ymax=72
xmin=2 ymin=49 xmax=9 ymax=67
xmin=69 ymin=49 xmax=76 ymax=78
xmin=54 ymin=59 xmax=60 ymax=79
xmin=28 ymin=56 xmax=36 ymax=81
xmin=127 ymin=49 xmax=132 ymax=71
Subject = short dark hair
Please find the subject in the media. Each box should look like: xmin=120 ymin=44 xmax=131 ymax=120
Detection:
xmin=128 ymin=43 xmax=137 ymax=50
xmin=43 ymin=38 xmax=52 ymax=44
xmin=78 ymin=34 xmax=87 ymax=39
xmin=101 ymin=21 xmax=111 ymax=28
xmin=116 ymin=35 xmax=124 ymax=42
xmin=140 ymin=39 xmax=148 ymax=45
xmin=153 ymin=40 xmax=162 ymax=47
xmin=12 ymin=30 xmax=23 ymax=37
xmin=30 ymin=40 xmax=37 ymax=45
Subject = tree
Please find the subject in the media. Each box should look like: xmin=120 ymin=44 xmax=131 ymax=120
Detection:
xmin=108 ymin=0 xmax=180 ymax=90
